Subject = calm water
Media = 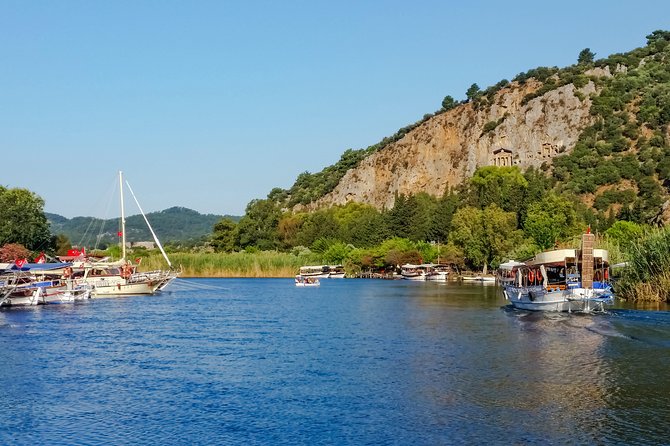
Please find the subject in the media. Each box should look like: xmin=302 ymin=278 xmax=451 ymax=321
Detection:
xmin=1 ymin=279 xmax=669 ymax=445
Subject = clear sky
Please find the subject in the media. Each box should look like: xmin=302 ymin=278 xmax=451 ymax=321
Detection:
xmin=2 ymin=0 xmax=669 ymax=219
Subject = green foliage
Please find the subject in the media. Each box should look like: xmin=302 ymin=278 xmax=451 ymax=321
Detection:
xmin=332 ymin=202 xmax=388 ymax=247
xmin=578 ymin=48 xmax=595 ymax=65
xmin=513 ymin=66 xmax=560 ymax=84
xmin=295 ymin=211 xmax=339 ymax=249
xmin=523 ymin=193 xmax=582 ymax=250
xmin=377 ymin=237 xmax=422 ymax=267
xmin=0 ymin=187 xmax=52 ymax=252
xmin=605 ymin=220 xmax=645 ymax=249
xmin=55 ymin=234 xmax=72 ymax=256
xmin=646 ymin=30 xmax=670 ymax=47
xmin=441 ymin=95 xmax=458 ymax=111
xmin=451 ymin=205 xmax=521 ymax=270
xmin=482 ymin=120 xmax=499 ymax=133
xmin=236 ymin=199 xmax=282 ymax=250
xmin=323 ymin=241 xmax=353 ymax=264
xmin=593 ymin=189 xmax=636 ymax=212
xmin=211 ymin=218 xmax=238 ymax=252
xmin=467 ymin=166 xmax=528 ymax=214
xmin=286 ymin=147 xmax=374 ymax=206
xmin=47 ymin=207 xmax=231 ymax=247
xmin=227 ymin=30 xmax=670 ymax=280
xmin=466 ymin=83 xmax=481 ymax=101
xmin=428 ymin=190 xmax=459 ymax=243
xmin=616 ymin=225 xmax=670 ymax=301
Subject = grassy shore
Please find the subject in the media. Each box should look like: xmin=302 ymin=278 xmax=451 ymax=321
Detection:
xmin=139 ymin=251 xmax=323 ymax=278
xmin=615 ymin=227 xmax=670 ymax=302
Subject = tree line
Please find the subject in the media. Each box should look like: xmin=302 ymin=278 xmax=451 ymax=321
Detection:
xmin=211 ymin=165 xmax=648 ymax=273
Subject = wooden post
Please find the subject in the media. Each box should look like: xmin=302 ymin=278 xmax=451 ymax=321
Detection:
xmin=581 ymin=232 xmax=595 ymax=289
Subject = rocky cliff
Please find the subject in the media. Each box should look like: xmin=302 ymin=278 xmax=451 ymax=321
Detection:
xmin=301 ymin=79 xmax=598 ymax=211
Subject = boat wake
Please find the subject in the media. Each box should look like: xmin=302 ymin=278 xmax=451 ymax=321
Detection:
xmin=164 ymin=279 xmax=232 ymax=292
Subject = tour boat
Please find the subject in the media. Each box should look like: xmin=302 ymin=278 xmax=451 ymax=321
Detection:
xmin=401 ymin=264 xmax=428 ymax=280
xmin=425 ymin=264 xmax=450 ymax=281
xmin=295 ymin=275 xmax=320 ymax=287
xmin=328 ymin=265 xmax=346 ymax=279
xmin=299 ymin=265 xmax=330 ymax=279
xmin=0 ymin=267 xmax=91 ymax=306
xmin=502 ymin=231 xmax=614 ymax=312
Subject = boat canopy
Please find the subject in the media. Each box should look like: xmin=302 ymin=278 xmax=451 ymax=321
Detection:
xmin=526 ymin=248 xmax=609 ymax=266
xmin=401 ymin=263 xmax=435 ymax=269
xmin=498 ymin=260 xmax=525 ymax=270
xmin=3 ymin=262 xmax=72 ymax=272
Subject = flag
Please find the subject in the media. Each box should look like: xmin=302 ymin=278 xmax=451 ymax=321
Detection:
xmin=15 ymin=258 xmax=28 ymax=268
xmin=135 ymin=257 xmax=142 ymax=265
xmin=34 ymin=252 xmax=46 ymax=263
xmin=117 ymin=231 xmax=123 ymax=237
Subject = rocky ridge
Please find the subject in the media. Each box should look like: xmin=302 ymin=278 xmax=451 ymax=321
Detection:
xmin=298 ymin=79 xmax=599 ymax=211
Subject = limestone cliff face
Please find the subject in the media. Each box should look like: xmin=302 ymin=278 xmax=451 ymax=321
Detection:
xmin=302 ymin=80 xmax=597 ymax=211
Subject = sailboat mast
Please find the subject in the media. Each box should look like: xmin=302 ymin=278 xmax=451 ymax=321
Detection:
xmin=125 ymin=180 xmax=173 ymax=268
xmin=119 ymin=171 xmax=126 ymax=261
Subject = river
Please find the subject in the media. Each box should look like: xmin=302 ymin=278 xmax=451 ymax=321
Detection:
xmin=1 ymin=279 xmax=669 ymax=445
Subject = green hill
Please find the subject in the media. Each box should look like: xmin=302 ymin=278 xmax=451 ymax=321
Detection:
xmin=47 ymin=207 xmax=240 ymax=247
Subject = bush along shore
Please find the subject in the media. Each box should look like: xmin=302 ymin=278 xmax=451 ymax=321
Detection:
xmin=138 ymin=226 xmax=670 ymax=304
xmin=615 ymin=226 xmax=670 ymax=302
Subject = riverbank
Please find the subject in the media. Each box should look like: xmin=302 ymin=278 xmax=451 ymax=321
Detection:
xmin=139 ymin=251 xmax=323 ymax=278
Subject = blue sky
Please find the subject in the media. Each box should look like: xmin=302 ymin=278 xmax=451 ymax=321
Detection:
xmin=2 ymin=1 xmax=669 ymax=218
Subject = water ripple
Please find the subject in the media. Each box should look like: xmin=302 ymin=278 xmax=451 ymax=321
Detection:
xmin=1 ymin=279 xmax=668 ymax=445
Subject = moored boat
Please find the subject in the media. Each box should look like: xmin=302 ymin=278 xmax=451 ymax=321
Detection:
xmin=502 ymin=230 xmax=614 ymax=312
xmin=425 ymin=264 xmax=450 ymax=281
xmin=401 ymin=264 xmax=428 ymax=281
xmin=72 ymin=171 xmax=178 ymax=297
xmin=327 ymin=265 xmax=346 ymax=279
xmin=299 ymin=265 xmax=330 ymax=279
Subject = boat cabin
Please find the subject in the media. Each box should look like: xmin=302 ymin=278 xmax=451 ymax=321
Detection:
xmin=512 ymin=248 xmax=610 ymax=290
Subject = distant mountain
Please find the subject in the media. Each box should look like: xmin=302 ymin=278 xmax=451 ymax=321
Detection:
xmin=46 ymin=207 xmax=240 ymax=246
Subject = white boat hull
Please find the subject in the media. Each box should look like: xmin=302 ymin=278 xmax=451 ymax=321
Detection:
xmin=425 ymin=272 xmax=448 ymax=281
xmin=295 ymin=277 xmax=320 ymax=287
xmin=74 ymin=274 xmax=160 ymax=296
xmin=503 ymin=285 xmax=614 ymax=312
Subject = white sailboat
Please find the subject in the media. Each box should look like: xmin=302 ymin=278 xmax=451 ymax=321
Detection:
xmin=76 ymin=171 xmax=178 ymax=297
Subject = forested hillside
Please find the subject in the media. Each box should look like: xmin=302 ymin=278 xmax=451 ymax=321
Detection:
xmin=269 ymin=30 xmax=670 ymax=218
xmin=209 ymin=31 xmax=670 ymax=279
xmin=47 ymin=207 xmax=239 ymax=247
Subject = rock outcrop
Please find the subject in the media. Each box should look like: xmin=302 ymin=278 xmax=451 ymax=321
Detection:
xmin=300 ymin=80 xmax=597 ymax=211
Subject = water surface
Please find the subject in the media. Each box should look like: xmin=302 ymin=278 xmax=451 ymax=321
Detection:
xmin=1 ymin=279 xmax=668 ymax=445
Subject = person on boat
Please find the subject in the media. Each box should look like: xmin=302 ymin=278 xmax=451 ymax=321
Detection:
xmin=120 ymin=263 xmax=132 ymax=279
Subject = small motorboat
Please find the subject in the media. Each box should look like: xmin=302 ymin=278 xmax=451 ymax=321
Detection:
xmin=295 ymin=275 xmax=320 ymax=287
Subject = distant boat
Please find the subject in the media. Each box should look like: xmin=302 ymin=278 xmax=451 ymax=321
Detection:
xmin=401 ymin=264 xmax=428 ymax=281
xmin=461 ymin=273 xmax=496 ymax=283
xmin=425 ymin=264 xmax=450 ymax=281
xmin=299 ymin=265 xmax=330 ymax=279
xmin=295 ymin=275 xmax=320 ymax=287
xmin=502 ymin=231 xmax=614 ymax=312
xmin=0 ymin=266 xmax=91 ymax=307
xmin=328 ymin=265 xmax=346 ymax=279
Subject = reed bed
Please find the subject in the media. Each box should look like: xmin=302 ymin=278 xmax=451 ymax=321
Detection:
xmin=615 ymin=226 xmax=670 ymax=302
xmin=138 ymin=251 xmax=324 ymax=278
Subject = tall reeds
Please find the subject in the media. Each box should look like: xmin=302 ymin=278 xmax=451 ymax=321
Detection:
xmin=615 ymin=226 xmax=670 ymax=302
xmin=138 ymin=251 xmax=324 ymax=278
